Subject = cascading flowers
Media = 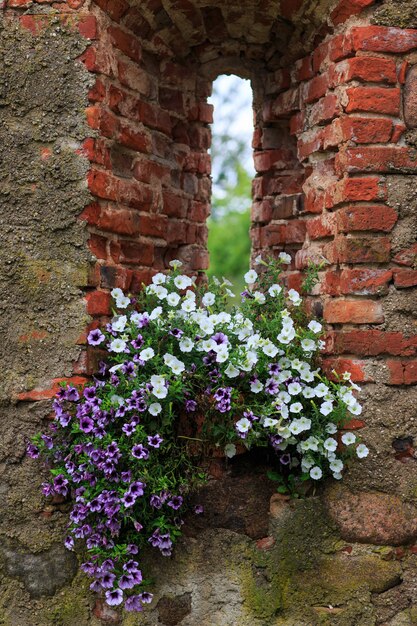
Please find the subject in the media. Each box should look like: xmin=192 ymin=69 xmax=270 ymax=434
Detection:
xmin=28 ymin=254 xmax=368 ymax=613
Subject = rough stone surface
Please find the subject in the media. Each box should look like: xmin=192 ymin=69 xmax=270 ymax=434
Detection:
xmin=157 ymin=593 xmax=192 ymax=625
xmin=326 ymin=485 xmax=417 ymax=545
xmin=373 ymin=0 xmax=417 ymax=29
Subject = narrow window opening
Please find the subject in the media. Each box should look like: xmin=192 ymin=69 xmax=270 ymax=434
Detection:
xmin=207 ymin=75 xmax=254 ymax=296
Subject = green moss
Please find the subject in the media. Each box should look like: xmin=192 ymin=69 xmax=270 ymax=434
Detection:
xmin=38 ymin=574 xmax=90 ymax=626
xmin=372 ymin=0 xmax=417 ymax=28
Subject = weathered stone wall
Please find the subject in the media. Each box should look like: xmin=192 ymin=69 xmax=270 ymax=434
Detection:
xmin=0 ymin=0 xmax=417 ymax=624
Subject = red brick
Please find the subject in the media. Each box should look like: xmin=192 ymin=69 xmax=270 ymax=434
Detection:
xmin=351 ymin=26 xmax=417 ymax=53
xmin=328 ymin=235 xmax=391 ymax=264
xmin=295 ymin=56 xmax=314 ymax=82
xmin=285 ymin=219 xmax=307 ymax=243
xmin=393 ymin=269 xmax=417 ymax=288
xmin=162 ymin=192 xmax=188 ymax=218
xmin=345 ymin=87 xmax=400 ymax=115
xmin=93 ymin=0 xmax=129 ymax=21
xmin=324 ymin=299 xmax=384 ymax=324
xmin=137 ymin=101 xmax=172 ymax=135
xmin=309 ymin=94 xmax=342 ymax=126
xmin=312 ymin=41 xmax=330 ymax=73
xmin=290 ymin=112 xmax=305 ymax=135
xmin=336 ymin=146 xmax=417 ymax=175
xmin=98 ymin=206 xmax=141 ymax=236
xmin=340 ymin=116 xmax=393 ymax=144
xmin=88 ymin=234 xmax=108 ymax=260
xmin=280 ymin=0 xmax=303 ymax=19
xmin=254 ymin=149 xmax=295 ymax=173
xmin=387 ymin=360 xmax=417 ymax=385
xmin=17 ymin=376 xmax=89 ymax=402
xmin=303 ymin=74 xmax=330 ymax=104
xmin=78 ymin=15 xmax=98 ymax=40
xmin=393 ymin=243 xmax=417 ymax=266
xmin=263 ymin=88 xmax=300 ymax=120
xmin=329 ymin=33 xmax=354 ymax=62
xmin=321 ymin=357 xmax=370 ymax=382
xmin=86 ymin=290 xmax=111 ymax=316
xmin=330 ymin=177 xmax=387 ymax=207
xmin=307 ymin=214 xmax=336 ymax=239
xmin=336 ymin=204 xmax=397 ymax=233
xmin=87 ymin=169 xmax=119 ymax=202
xmin=334 ymin=330 xmax=417 ymax=357
xmin=391 ymin=123 xmax=407 ymax=143
xmin=331 ymin=57 xmax=397 ymax=85
xmin=331 ymin=0 xmax=375 ymax=26
xmin=118 ymin=123 xmax=152 ymax=153
xmin=339 ymin=268 xmax=393 ymax=295
xmin=297 ymin=129 xmax=324 ymax=160
xmin=108 ymin=25 xmax=142 ymax=63
xmin=119 ymin=240 xmax=154 ymax=265
xmin=398 ymin=61 xmax=409 ymax=85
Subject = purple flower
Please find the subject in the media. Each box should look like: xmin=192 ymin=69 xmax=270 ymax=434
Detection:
xmin=127 ymin=544 xmax=139 ymax=556
xmin=26 ymin=444 xmax=39 ymax=459
xmin=150 ymin=495 xmax=162 ymax=509
xmin=212 ymin=332 xmax=227 ymax=346
xmin=121 ymin=471 xmax=132 ymax=483
xmin=131 ymin=445 xmax=149 ymax=460
xmin=169 ymin=328 xmax=183 ymax=338
xmin=139 ymin=591 xmax=153 ymax=604
xmin=131 ymin=336 xmax=144 ymax=349
xmin=167 ymin=495 xmax=183 ymax=510
xmin=79 ymin=416 xmax=94 ymax=433
xmin=87 ymin=329 xmax=105 ymax=346
xmin=118 ymin=573 xmax=135 ymax=589
xmin=64 ymin=536 xmax=74 ymax=550
xmin=125 ymin=595 xmax=143 ymax=612
xmin=53 ymin=474 xmax=68 ymax=495
xmin=129 ymin=481 xmax=145 ymax=497
xmin=124 ymin=559 xmax=140 ymax=573
xmin=41 ymin=435 xmax=54 ymax=449
xmin=185 ymin=400 xmax=197 ymax=412
xmin=265 ymin=378 xmax=279 ymax=395
xmin=65 ymin=387 xmax=80 ymax=402
xmin=194 ymin=504 xmax=204 ymax=515
xmin=83 ymin=386 xmax=97 ymax=400
xmin=147 ymin=434 xmax=163 ymax=448
xmin=133 ymin=520 xmax=143 ymax=532
xmin=122 ymin=492 xmax=136 ymax=508
xmin=280 ymin=453 xmax=291 ymax=465
xmin=122 ymin=423 xmax=135 ymax=437
xmin=100 ymin=572 xmax=116 ymax=589
xmin=105 ymin=589 xmax=123 ymax=606
xmin=268 ymin=363 xmax=281 ymax=375
xmin=270 ymin=435 xmax=283 ymax=450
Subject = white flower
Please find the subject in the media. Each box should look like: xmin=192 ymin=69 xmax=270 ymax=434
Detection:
xmin=244 ymin=269 xmax=258 ymax=284
xmin=152 ymin=384 xmax=168 ymax=399
xmin=279 ymin=252 xmax=292 ymax=264
xmin=179 ymin=337 xmax=194 ymax=352
xmin=154 ymin=285 xmax=168 ymax=300
xmin=314 ymin=383 xmax=329 ymax=397
xmin=329 ymin=459 xmax=344 ymax=473
xmin=181 ymin=299 xmax=196 ymax=313
xmin=302 ymin=387 xmax=315 ymax=399
xmin=109 ymin=338 xmax=127 ymax=353
xmin=288 ymin=382 xmax=302 ymax=396
xmin=326 ymin=422 xmax=338 ymax=434
xmin=268 ymin=284 xmax=282 ymax=297
xmin=301 ymin=436 xmax=319 ymax=452
xmin=253 ymin=291 xmax=266 ymax=304
xmin=310 ymin=466 xmax=323 ymax=480
xmin=278 ymin=425 xmax=291 ymax=439
xmin=151 ymin=375 xmax=165 ymax=387
xmin=289 ymin=402 xmax=303 ymax=413
xmin=140 ymin=347 xmax=155 ymax=361
xmin=301 ymin=457 xmax=314 ymax=471
xmin=202 ymin=339 xmax=216 ymax=352
xmin=170 ymin=358 xmax=185 ymax=375
xmin=348 ymin=402 xmax=362 ymax=416
xmin=167 ymin=292 xmax=180 ymax=306
xmin=263 ymin=417 xmax=278 ymax=428
xmin=308 ymin=320 xmax=322 ymax=333
xmin=341 ymin=432 xmax=356 ymax=446
xmin=225 ymin=364 xmax=240 ymax=378
xmin=109 ymin=363 xmax=124 ymax=373
xmin=333 ymin=472 xmax=343 ymax=480
xmin=163 ymin=353 xmax=175 ymax=365
xmin=199 ymin=318 xmax=214 ymax=336
xmin=323 ymin=437 xmax=338 ymax=452
xmin=298 ymin=416 xmax=311 ymax=431
xmin=236 ymin=417 xmax=251 ymax=433
xmin=111 ymin=315 xmax=127 ymax=332
xmin=148 ymin=402 xmax=162 ymax=415
xmin=224 ymin=443 xmax=237 ymax=458
xmin=289 ymin=420 xmax=303 ymax=435
xmin=152 ymin=272 xmax=166 ymax=285
xmin=215 ymin=347 xmax=229 ymax=363
xmin=318 ymin=340 xmax=326 ymax=350
xmin=150 ymin=307 xmax=162 ymax=320
xmin=111 ymin=287 xmax=124 ymax=300
xmin=184 ymin=289 xmax=196 ymax=301
xmin=116 ymin=295 xmax=130 ymax=309
xmin=169 ymin=259 xmax=183 ymax=269
xmin=250 ymin=380 xmax=264 ymax=394
xmin=263 ymin=342 xmax=279 ymax=358
xmin=288 ymin=289 xmax=302 ymax=306
xmin=202 ymin=292 xmax=215 ymax=306
xmin=217 ymin=312 xmax=231 ymax=324
xmin=320 ymin=401 xmax=334 ymax=416
xmin=301 ymin=338 xmax=316 ymax=352
xmin=356 ymin=444 xmax=369 ymax=458
xmin=280 ymin=404 xmax=289 ymax=420
xmin=174 ymin=275 xmax=192 ymax=290
xmin=131 ymin=312 xmax=148 ymax=326
xmin=277 ymin=327 xmax=296 ymax=344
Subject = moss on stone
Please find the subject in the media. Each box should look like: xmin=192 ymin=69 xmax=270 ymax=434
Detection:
xmin=372 ymin=1 xmax=417 ymax=28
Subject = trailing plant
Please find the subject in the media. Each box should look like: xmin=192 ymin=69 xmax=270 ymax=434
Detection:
xmin=28 ymin=254 xmax=368 ymax=613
